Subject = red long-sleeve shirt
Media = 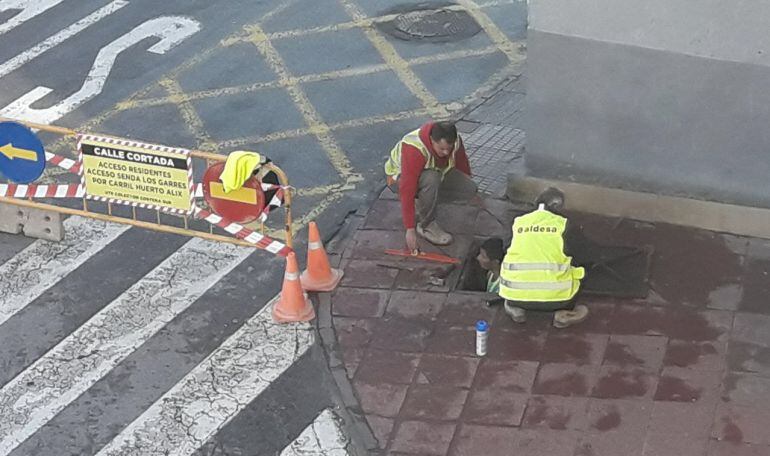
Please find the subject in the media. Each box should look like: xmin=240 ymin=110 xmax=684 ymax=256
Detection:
xmin=398 ymin=122 xmax=471 ymax=229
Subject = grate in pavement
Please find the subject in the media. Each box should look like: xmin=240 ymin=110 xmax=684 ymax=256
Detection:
xmin=378 ymin=2 xmax=481 ymax=42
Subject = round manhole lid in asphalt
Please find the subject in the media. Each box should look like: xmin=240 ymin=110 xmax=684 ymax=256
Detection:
xmin=378 ymin=3 xmax=481 ymax=42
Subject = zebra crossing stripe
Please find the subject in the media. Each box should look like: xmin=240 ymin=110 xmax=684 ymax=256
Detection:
xmin=0 ymin=217 xmax=129 ymax=328
xmin=94 ymin=298 xmax=313 ymax=456
xmin=0 ymin=0 xmax=68 ymax=37
xmin=280 ymin=409 xmax=352 ymax=456
xmin=0 ymin=0 xmax=129 ymax=78
xmin=0 ymin=238 xmax=254 ymax=456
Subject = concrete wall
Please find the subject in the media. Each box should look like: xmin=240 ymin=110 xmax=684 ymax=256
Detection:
xmin=526 ymin=0 xmax=770 ymax=207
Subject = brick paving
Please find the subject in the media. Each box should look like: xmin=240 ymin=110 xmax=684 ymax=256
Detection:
xmin=318 ymin=73 xmax=770 ymax=455
xmin=321 ymin=185 xmax=770 ymax=455
xmin=457 ymin=73 xmax=527 ymax=197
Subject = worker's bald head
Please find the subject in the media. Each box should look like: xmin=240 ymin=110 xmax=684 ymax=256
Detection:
xmin=536 ymin=187 xmax=565 ymax=212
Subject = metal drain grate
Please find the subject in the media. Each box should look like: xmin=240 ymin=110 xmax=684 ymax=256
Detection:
xmin=378 ymin=3 xmax=481 ymax=42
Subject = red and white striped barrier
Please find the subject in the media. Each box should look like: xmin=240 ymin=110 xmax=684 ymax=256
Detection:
xmin=39 ymin=151 xmax=291 ymax=249
xmin=259 ymin=186 xmax=284 ymax=223
xmin=0 ymin=183 xmax=84 ymax=198
xmin=45 ymin=152 xmax=288 ymax=221
xmin=193 ymin=206 xmax=291 ymax=257
xmin=45 ymin=152 xmax=81 ymax=175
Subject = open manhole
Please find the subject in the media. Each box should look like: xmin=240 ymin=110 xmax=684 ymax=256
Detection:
xmin=377 ymin=2 xmax=482 ymax=43
xmin=458 ymin=236 xmax=654 ymax=299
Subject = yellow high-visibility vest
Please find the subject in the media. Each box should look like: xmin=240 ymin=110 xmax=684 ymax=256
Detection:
xmin=498 ymin=208 xmax=585 ymax=302
xmin=384 ymin=128 xmax=457 ymax=181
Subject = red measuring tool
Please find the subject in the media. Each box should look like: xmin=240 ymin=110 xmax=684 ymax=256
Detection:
xmin=384 ymin=249 xmax=460 ymax=264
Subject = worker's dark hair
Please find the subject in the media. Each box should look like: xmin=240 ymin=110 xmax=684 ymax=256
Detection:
xmin=480 ymin=237 xmax=504 ymax=263
xmin=430 ymin=121 xmax=458 ymax=144
xmin=536 ymin=187 xmax=565 ymax=211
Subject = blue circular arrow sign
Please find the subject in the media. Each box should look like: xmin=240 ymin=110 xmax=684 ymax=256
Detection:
xmin=0 ymin=121 xmax=46 ymax=184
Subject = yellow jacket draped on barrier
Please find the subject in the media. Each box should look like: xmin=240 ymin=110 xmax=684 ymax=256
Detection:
xmin=220 ymin=151 xmax=263 ymax=193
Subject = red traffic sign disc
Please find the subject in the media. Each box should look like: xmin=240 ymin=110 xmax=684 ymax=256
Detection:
xmin=202 ymin=162 xmax=265 ymax=223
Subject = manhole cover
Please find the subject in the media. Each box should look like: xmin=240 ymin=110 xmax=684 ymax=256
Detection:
xmin=378 ymin=3 xmax=481 ymax=43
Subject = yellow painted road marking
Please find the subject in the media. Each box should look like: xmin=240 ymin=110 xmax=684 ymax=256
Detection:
xmin=337 ymin=0 xmax=445 ymax=118
xmin=209 ymin=182 xmax=258 ymax=204
xmin=159 ymin=79 xmax=215 ymax=151
xmin=0 ymin=144 xmax=38 ymax=161
xmin=452 ymin=61 xmax=523 ymax=113
xmin=117 ymin=46 xmax=501 ymax=112
xmin=456 ymin=0 xmax=526 ymax=65
xmin=216 ymin=127 xmax=309 ymax=149
xmin=222 ymin=0 xmax=522 ymax=45
xmin=122 ymin=80 xmax=282 ymax=110
xmin=37 ymin=0 xmax=525 ymax=237
xmin=216 ymin=107 xmax=431 ymax=149
xmin=245 ymin=25 xmax=360 ymax=182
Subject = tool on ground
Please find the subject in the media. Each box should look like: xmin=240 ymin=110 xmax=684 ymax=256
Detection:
xmin=485 ymin=297 xmax=504 ymax=307
xmin=272 ymin=252 xmax=315 ymax=323
xmin=428 ymin=262 xmax=457 ymax=286
xmin=376 ymin=263 xmax=414 ymax=272
xmin=428 ymin=276 xmax=444 ymax=286
xmin=376 ymin=261 xmax=453 ymax=287
xmin=384 ymin=249 xmax=460 ymax=264
xmin=301 ymin=221 xmax=343 ymax=292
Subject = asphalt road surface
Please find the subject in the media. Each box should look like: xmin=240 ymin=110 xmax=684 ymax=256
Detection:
xmin=0 ymin=0 xmax=526 ymax=454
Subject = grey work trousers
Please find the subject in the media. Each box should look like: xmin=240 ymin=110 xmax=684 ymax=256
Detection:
xmin=392 ymin=169 xmax=478 ymax=226
xmin=504 ymin=287 xmax=582 ymax=313
xmin=504 ymin=298 xmax=576 ymax=313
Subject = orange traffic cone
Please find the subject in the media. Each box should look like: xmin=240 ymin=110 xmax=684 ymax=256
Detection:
xmin=301 ymin=221 xmax=344 ymax=292
xmin=273 ymin=252 xmax=315 ymax=323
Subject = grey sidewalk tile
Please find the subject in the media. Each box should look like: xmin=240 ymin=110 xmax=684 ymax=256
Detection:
xmin=713 ymin=402 xmax=770 ymax=445
xmin=723 ymin=373 xmax=770 ymax=409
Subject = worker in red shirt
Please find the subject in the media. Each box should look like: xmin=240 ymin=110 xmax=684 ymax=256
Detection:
xmin=384 ymin=121 xmax=477 ymax=251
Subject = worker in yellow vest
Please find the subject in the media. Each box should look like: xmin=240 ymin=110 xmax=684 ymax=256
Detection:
xmin=499 ymin=188 xmax=589 ymax=328
xmin=384 ymin=121 xmax=477 ymax=252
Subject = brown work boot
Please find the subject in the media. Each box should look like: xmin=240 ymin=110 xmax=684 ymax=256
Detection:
xmin=417 ymin=221 xmax=453 ymax=245
xmin=553 ymin=304 xmax=589 ymax=329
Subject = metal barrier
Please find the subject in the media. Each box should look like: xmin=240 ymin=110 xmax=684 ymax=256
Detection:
xmin=0 ymin=118 xmax=294 ymax=255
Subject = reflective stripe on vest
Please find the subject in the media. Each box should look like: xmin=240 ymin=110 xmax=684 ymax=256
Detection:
xmin=500 ymin=278 xmax=573 ymax=290
xmin=498 ymin=209 xmax=582 ymax=302
xmin=502 ymin=263 xmax=569 ymax=272
xmin=384 ymin=128 xmax=458 ymax=179
xmin=486 ymin=272 xmax=501 ymax=293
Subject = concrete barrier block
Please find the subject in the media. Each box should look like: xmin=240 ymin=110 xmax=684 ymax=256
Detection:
xmin=0 ymin=202 xmax=64 ymax=241
xmin=0 ymin=203 xmax=24 ymax=234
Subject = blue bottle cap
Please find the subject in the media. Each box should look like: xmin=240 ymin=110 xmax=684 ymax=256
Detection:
xmin=476 ymin=320 xmax=489 ymax=331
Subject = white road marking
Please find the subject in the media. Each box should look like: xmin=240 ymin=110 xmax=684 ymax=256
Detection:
xmin=0 ymin=0 xmax=66 ymax=36
xmin=280 ymin=409 xmax=352 ymax=456
xmin=1 ymin=15 xmax=200 ymax=125
xmin=0 ymin=237 xmax=254 ymax=456
xmin=0 ymin=0 xmax=129 ymax=78
xmin=0 ymin=216 xmax=129 ymax=328
xmin=94 ymin=298 xmax=314 ymax=456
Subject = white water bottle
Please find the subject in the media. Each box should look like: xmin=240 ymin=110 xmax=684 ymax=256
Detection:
xmin=476 ymin=320 xmax=489 ymax=356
